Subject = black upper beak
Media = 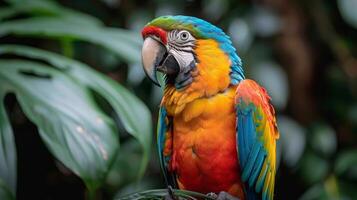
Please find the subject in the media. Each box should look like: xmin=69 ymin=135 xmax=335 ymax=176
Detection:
xmin=141 ymin=37 xmax=180 ymax=87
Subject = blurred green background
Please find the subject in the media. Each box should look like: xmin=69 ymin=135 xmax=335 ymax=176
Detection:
xmin=0 ymin=0 xmax=356 ymax=200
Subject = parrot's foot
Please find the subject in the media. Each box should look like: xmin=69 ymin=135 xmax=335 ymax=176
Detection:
xmin=206 ymin=191 xmax=240 ymax=200
xmin=164 ymin=186 xmax=176 ymax=200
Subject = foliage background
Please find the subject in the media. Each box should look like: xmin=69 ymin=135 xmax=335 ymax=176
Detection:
xmin=0 ymin=0 xmax=357 ymax=200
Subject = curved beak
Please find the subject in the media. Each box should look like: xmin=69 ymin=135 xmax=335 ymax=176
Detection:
xmin=141 ymin=37 xmax=166 ymax=86
xmin=141 ymin=37 xmax=180 ymax=87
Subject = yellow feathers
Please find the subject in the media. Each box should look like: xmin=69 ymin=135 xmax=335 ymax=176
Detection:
xmin=162 ymin=39 xmax=232 ymax=117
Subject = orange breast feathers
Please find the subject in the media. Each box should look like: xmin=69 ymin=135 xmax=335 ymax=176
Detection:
xmin=170 ymin=87 xmax=244 ymax=198
xmin=161 ymin=39 xmax=245 ymax=198
xmin=162 ymin=39 xmax=232 ymax=117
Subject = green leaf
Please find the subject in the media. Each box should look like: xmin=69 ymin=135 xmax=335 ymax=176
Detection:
xmin=299 ymin=175 xmax=340 ymax=200
xmin=106 ymin=139 xmax=142 ymax=188
xmin=13 ymin=0 xmax=102 ymax=26
xmin=0 ymin=7 xmax=19 ymax=21
xmin=299 ymin=152 xmax=329 ymax=184
xmin=1 ymin=0 xmax=102 ymax=26
xmin=335 ymin=149 xmax=357 ymax=179
xmin=339 ymin=181 xmax=357 ymax=199
xmin=0 ymin=17 xmax=141 ymax=63
xmin=0 ymin=44 xmax=152 ymax=178
xmin=0 ymin=92 xmax=16 ymax=200
xmin=311 ymin=123 xmax=337 ymax=157
xmin=0 ymin=59 xmax=119 ymax=191
xmin=0 ymin=179 xmax=15 ymax=200
xmin=299 ymin=183 xmax=326 ymax=200
xmin=2 ymin=0 xmax=61 ymax=17
xmin=6 ymin=0 xmax=58 ymax=8
xmin=113 ymin=176 xmax=162 ymax=198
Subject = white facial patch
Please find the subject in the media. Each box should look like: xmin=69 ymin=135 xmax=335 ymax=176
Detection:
xmin=167 ymin=30 xmax=196 ymax=72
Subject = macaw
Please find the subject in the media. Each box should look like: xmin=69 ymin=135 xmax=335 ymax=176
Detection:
xmin=141 ymin=15 xmax=279 ymax=200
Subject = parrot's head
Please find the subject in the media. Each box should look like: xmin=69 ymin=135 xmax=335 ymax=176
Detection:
xmin=141 ymin=15 xmax=244 ymax=93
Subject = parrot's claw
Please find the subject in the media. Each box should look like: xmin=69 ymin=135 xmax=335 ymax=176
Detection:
xmin=164 ymin=186 xmax=176 ymax=200
xmin=207 ymin=191 xmax=239 ymax=200
xmin=206 ymin=192 xmax=218 ymax=199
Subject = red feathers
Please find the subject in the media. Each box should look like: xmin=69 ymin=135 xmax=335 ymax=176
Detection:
xmin=141 ymin=26 xmax=167 ymax=44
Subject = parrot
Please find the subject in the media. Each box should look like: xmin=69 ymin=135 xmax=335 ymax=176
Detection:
xmin=141 ymin=15 xmax=279 ymax=200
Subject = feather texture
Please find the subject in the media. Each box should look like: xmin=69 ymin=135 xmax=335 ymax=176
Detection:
xmin=146 ymin=15 xmax=280 ymax=200
xmin=146 ymin=15 xmax=244 ymax=84
xmin=235 ymin=79 xmax=279 ymax=200
xmin=157 ymin=106 xmax=177 ymax=188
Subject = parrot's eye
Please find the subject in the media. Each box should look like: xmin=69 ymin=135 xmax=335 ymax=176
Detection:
xmin=179 ymin=30 xmax=190 ymax=41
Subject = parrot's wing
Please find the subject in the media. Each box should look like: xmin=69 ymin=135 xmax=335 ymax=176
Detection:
xmin=157 ymin=106 xmax=177 ymax=188
xmin=235 ymin=79 xmax=279 ymax=200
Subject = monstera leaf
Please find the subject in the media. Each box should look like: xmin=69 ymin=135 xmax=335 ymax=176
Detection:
xmin=0 ymin=59 xmax=119 ymax=191
xmin=0 ymin=45 xmax=152 ymax=177
xmin=0 ymin=1 xmax=152 ymax=198
xmin=0 ymin=92 xmax=16 ymax=200
xmin=0 ymin=0 xmax=102 ymax=26
xmin=0 ymin=0 xmax=141 ymax=63
xmin=0 ymin=47 xmax=151 ymax=196
xmin=0 ymin=17 xmax=141 ymax=63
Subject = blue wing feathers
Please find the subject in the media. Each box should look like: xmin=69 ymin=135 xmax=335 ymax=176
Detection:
xmin=255 ymin=163 xmax=268 ymax=192
xmin=157 ymin=106 xmax=177 ymax=187
xmin=238 ymin=106 xmax=257 ymax=169
xmin=157 ymin=107 xmax=168 ymax=184
xmin=245 ymin=109 xmax=256 ymax=156
xmin=238 ymin=112 xmax=247 ymax=167
xmin=242 ymin=142 xmax=261 ymax=181
xmin=236 ymin=81 xmax=278 ymax=200
xmin=249 ymin=149 xmax=265 ymax=187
